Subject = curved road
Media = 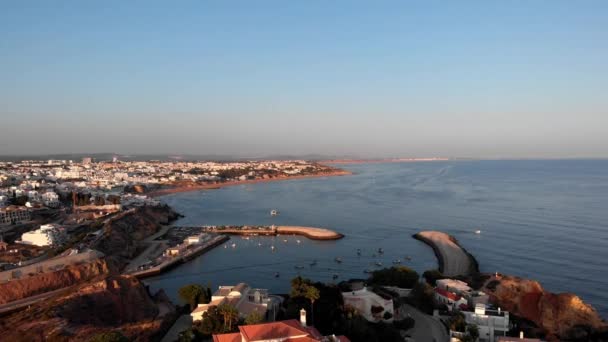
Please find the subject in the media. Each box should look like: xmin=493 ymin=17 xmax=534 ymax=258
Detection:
xmin=397 ymin=303 xmax=449 ymax=342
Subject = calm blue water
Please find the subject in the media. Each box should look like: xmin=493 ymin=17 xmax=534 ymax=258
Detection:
xmin=146 ymin=160 xmax=608 ymax=318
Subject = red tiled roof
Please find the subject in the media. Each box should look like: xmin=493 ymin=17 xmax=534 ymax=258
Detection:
xmin=212 ymin=332 xmax=241 ymax=342
xmin=239 ymin=319 xmax=311 ymax=341
xmin=435 ymin=287 xmax=462 ymax=301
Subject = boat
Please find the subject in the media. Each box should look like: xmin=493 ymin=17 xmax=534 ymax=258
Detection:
xmin=364 ymin=269 xmax=373 ymax=274
xmin=296 ymin=239 xmax=301 ymax=244
xmin=332 ymin=274 xmax=339 ymax=280
xmin=271 ymin=245 xmax=276 ymax=251
xmin=224 ymin=245 xmax=227 ymax=249
xmin=283 ymin=239 xmax=288 ymax=243
xmin=231 ymin=243 xmax=237 ymax=248
xmin=270 ymin=209 xmax=279 ymax=216
xmin=392 ymin=259 xmax=401 ymax=264
xmin=295 ymin=265 xmax=305 ymax=270
xmin=258 ymin=242 xmax=262 ymax=247
xmin=375 ymin=261 xmax=383 ymax=267
xmin=334 ymin=257 xmax=342 ymax=264
xmin=275 ymin=272 xmax=280 ymax=278
xmin=356 ymin=249 xmax=361 ymax=256
xmin=378 ymin=248 xmax=384 ymax=254
xmin=405 ymin=256 xmax=412 ymax=261
xmin=475 ymin=230 xmax=482 ymax=234
xmin=310 ymin=260 xmax=317 ymax=266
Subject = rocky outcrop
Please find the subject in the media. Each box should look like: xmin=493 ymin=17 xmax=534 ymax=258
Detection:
xmin=0 ymin=275 xmax=176 ymax=341
xmin=482 ymin=275 xmax=608 ymax=341
xmin=93 ymin=205 xmax=180 ymax=268
xmin=0 ymin=258 xmax=117 ymax=305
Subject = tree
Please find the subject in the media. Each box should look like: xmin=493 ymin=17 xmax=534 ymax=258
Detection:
xmin=304 ymin=285 xmax=320 ymax=325
xmin=422 ymin=269 xmax=444 ymax=286
xmin=467 ymin=324 xmax=479 ymax=341
xmin=88 ymin=331 xmax=129 ymax=342
xmin=244 ymin=311 xmax=265 ymax=325
xmin=368 ymin=266 xmax=419 ymax=289
xmin=290 ymin=276 xmax=312 ymax=298
xmin=179 ymin=284 xmax=209 ymax=310
xmin=217 ymin=304 xmax=240 ymax=332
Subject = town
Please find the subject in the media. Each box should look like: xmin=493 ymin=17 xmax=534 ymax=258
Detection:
xmin=0 ymin=158 xmax=604 ymax=342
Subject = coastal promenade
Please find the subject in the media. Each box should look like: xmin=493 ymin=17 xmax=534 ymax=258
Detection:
xmin=185 ymin=225 xmax=344 ymax=240
xmin=413 ymin=231 xmax=478 ymax=277
xmin=147 ymin=169 xmax=352 ymax=197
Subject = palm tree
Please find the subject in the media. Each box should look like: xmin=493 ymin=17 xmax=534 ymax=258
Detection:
xmin=304 ymin=285 xmax=320 ymax=325
xmin=218 ymin=304 xmax=239 ymax=332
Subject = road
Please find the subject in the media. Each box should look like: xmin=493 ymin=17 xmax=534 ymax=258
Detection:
xmin=397 ymin=303 xmax=449 ymax=342
xmin=161 ymin=314 xmax=193 ymax=342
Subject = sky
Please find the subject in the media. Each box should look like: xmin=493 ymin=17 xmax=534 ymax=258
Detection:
xmin=1 ymin=1 xmax=607 ymax=158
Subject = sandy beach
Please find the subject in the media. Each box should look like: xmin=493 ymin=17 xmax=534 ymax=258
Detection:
xmin=147 ymin=169 xmax=352 ymax=197
xmin=414 ymin=231 xmax=478 ymax=277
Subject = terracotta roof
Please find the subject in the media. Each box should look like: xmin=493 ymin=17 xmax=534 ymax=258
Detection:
xmin=212 ymin=332 xmax=241 ymax=342
xmin=239 ymin=319 xmax=311 ymax=341
xmin=435 ymin=287 xmax=462 ymax=301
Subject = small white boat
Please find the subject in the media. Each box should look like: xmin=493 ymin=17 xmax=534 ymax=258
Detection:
xmin=270 ymin=209 xmax=279 ymax=216
xmin=475 ymin=230 xmax=482 ymax=234
xmin=231 ymin=243 xmax=237 ymax=248
xmin=296 ymin=239 xmax=301 ymax=244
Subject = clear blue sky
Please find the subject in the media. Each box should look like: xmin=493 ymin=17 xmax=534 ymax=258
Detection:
xmin=1 ymin=1 xmax=607 ymax=158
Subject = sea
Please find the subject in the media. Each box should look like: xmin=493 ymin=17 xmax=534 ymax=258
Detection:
xmin=145 ymin=160 xmax=608 ymax=318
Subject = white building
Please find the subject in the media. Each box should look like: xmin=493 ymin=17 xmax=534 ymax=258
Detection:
xmin=463 ymin=304 xmax=510 ymax=342
xmin=342 ymin=287 xmax=394 ymax=322
xmin=0 ymin=206 xmax=31 ymax=224
xmin=19 ymin=224 xmax=67 ymax=247
xmin=186 ymin=233 xmax=211 ymax=245
xmin=191 ymin=283 xmax=279 ymax=322
xmin=42 ymin=191 xmax=60 ymax=208
xmin=435 ymin=287 xmax=468 ymax=311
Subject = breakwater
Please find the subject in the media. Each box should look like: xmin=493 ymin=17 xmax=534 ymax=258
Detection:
xmin=177 ymin=225 xmax=344 ymax=241
xmin=413 ymin=231 xmax=479 ymax=277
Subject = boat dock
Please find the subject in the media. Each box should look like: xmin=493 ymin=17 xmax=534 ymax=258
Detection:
xmin=127 ymin=234 xmax=229 ymax=279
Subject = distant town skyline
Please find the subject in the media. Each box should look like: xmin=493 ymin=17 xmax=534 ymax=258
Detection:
xmin=1 ymin=1 xmax=607 ymax=158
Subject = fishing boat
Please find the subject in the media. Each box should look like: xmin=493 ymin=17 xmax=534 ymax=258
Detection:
xmin=270 ymin=209 xmax=279 ymax=216
xmin=475 ymin=229 xmax=482 ymax=234
xmin=334 ymin=257 xmax=342 ymax=264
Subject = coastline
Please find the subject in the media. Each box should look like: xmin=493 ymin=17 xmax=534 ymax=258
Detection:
xmin=413 ymin=231 xmax=479 ymax=277
xmin=147 ymin=169 xmax=352 ymax=198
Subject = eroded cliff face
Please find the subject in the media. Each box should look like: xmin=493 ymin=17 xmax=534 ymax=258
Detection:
xmin=0 ymin=258 xmax=117 ymax=305
xmin=93 ymin=205 xmax=180 ymax=267
xmin=483 ymin=275 xmax=608 ymax=341
xmin=0 ymin=275 xmax=176 ymax=341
